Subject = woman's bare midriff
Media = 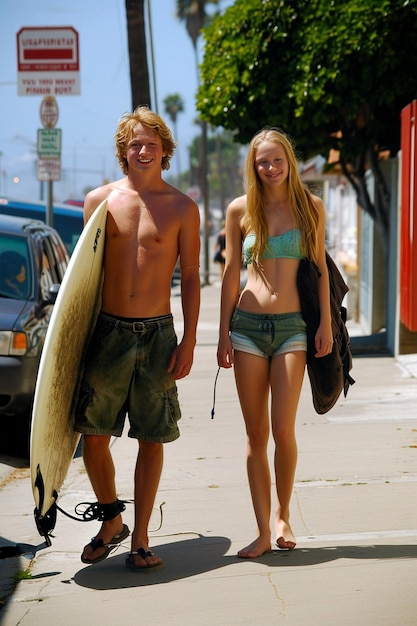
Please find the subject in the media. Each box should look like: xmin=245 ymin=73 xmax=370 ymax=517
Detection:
xmin=238 ymin=258 xmax=302 ymax=314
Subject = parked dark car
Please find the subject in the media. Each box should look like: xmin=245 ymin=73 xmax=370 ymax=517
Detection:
xmin=0 ymin=214 xmax=69 ymax=455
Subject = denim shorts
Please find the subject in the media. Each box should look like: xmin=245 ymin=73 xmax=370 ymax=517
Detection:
xmin=75 ymin=312 xmax=181 ymax=443
xmin=230 ymin=308 xmax=307 ymax=359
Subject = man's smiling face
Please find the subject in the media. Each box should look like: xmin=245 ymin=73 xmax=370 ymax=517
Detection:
xmin=125 ymin=124 xmax=166 ymax=172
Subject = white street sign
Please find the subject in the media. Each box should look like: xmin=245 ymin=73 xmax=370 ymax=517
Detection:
xmin=40 ymin=96 xmax=59 ymax=128
xmin=17 ymin=26 xmax=80 ymax=96
xmin=37 ymin=158 xmax=61 ymax=182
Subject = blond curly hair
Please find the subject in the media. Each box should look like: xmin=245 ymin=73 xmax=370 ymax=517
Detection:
xmin=115 ymin=105 xmax=176 ymax=175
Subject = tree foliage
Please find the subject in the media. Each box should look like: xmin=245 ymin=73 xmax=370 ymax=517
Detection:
xmin=176 ymin=0 xmax=221 ymax=49
xmin=197 ymin=0 xmax=417 ymax=255
xmin=163 ymin=93 xmax=185 ymax=124
xmin=188 ymin=129 xmax=244 ymax=207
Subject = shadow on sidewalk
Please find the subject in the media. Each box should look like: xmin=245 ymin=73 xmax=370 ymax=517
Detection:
xmin=73 ymin=537 xmax=417 ymax=590
xmin=248 ymin=543 xmax=417 ymax=568
xmin=74 ymin=534 xmax=231 ymax=589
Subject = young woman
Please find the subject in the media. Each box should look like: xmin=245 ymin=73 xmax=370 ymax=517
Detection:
xmin=217 ymin=128 xmax=333 ymax=558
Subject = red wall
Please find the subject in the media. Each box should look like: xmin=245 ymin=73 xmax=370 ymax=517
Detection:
xmin=400 ymin=100 xmax=417 ymax=331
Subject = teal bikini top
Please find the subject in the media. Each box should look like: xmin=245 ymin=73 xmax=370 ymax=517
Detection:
xmin=243 ymin=228 xmax=304 ymax=265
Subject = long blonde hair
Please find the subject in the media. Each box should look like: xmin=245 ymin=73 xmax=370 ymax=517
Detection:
xmin=243 ymin=128 xmax=320 ymax=265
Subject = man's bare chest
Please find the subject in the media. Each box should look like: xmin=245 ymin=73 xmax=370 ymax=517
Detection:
xmin=107 ymin=205 xmax=178 ymax=244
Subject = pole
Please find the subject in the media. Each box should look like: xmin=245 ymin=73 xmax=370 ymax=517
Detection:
xmin=147 ymin=0 xmax=158 ymax=113
xmin=47 ymin=181 xmax=53 ymax=227
xmin=201 ymin=121 xmax=210 ymax=286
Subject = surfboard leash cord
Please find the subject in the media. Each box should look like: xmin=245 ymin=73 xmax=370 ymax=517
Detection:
xmin=54 ymin=498 xmax=166 ymax=532
xmin=34 ymin=464 xmax=165 ymax=542
xmin=211 ymin=366 xmax=221 ymax=419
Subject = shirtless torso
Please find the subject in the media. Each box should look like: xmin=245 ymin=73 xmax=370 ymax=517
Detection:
xmin=83 ymin=121 xmax=200 ymax=373
xmin=84 ymin=181 xmax=197 ymax=319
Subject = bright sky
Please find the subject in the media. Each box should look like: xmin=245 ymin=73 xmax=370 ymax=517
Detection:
xmin=0 ymin=0 xmax=232 ymax=203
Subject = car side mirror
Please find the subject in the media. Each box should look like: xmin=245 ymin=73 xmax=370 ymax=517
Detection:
xmin=45 ymin=283 xmax=60 ymax=305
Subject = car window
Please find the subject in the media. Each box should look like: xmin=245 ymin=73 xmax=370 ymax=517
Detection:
xmin=0 ymin=235 xmax=31 ymax=300
xmin=38 ymin=234 xmax=68 ymax=299
xmin=39 ymin=239 xmax=58 ymax=299
xmin=46 ymin=231 xmax=69 ymax=281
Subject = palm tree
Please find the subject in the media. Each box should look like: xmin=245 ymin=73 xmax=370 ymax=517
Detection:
xmin=163 ymin=93 xmax=185 ymax=182
xmin=176 ymin=3 xmax=220 ymax=46
xmin=125 ymin=0 xmax=151 ymax=109
xmin=176 ymin=0 xmax=220 ymax=285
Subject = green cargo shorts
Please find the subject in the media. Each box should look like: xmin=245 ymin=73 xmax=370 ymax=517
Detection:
xmin=75 ymin=312 xmax=181 ymax=443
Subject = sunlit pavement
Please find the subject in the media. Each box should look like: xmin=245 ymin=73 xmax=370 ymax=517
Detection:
xmin=1 ymin=279 xmax=416 ymax=625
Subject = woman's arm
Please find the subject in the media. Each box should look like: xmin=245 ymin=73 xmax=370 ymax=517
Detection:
xmin=217 ymin=197 xmax=245 ymax=368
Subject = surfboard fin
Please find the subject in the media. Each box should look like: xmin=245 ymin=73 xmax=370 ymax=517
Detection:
xmin=34 ymin=504 xmax=56 ymax=547
xmin=33 ymin=465 xmax=57 ymax=546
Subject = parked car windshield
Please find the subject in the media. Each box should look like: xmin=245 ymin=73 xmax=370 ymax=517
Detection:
xmin=0 ymin=235 xmax=32 ymax=300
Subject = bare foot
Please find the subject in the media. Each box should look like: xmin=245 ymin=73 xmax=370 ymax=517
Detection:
xmin=275 ymin=520 xmax=296 ymax=550
xmin=237 ymin=537 xmax=272 ymax=559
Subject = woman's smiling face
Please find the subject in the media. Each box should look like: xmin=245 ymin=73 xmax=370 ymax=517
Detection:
xmin=254 ymin=140 xmax=289 ymax=187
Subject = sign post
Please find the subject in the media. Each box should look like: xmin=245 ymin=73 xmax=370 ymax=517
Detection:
xmin=37 ymin=95 xmax=61 ymax=226
xmin=37 ymin=96 xmax=61 ymax=226
xmin=17 ymin=26 xmax=80 ymax=227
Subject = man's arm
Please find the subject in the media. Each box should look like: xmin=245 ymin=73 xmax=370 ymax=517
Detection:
xmin=168 ymin=199 xmax=200 ymax=379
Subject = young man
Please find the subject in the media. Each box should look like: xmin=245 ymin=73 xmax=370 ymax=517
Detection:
xmin=75 ymin=106 xmax=200 ymax=570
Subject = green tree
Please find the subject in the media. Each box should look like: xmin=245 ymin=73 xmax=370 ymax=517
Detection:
xmin=163 ymin=93 xmax=185 ymax=180
xmin=197 ymin=0 xmax=417 ymax=258
xmin=176 ymin=0 xmax=220 ymax=285
xmin=163 ymin=93 xmax=185 ymax=127
xmin=188 ymin=128 xmax=244 ymax=210
xmin=176 ymin=0 xmax=220 ymax=71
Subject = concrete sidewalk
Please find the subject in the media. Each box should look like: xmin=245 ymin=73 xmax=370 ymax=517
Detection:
xmin=1 ymin=282 xmax=417 ymax=625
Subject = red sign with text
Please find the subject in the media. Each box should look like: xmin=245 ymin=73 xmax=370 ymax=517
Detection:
xmin=17 ymin=27 xmax=80 ymax=96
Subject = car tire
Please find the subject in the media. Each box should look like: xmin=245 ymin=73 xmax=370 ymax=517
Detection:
xmin=1 ymin=411 xmax=31 ymax=459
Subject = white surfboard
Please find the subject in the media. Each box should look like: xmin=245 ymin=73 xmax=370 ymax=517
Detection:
xmin=30 ymin=199 xmax=108 ymax=542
